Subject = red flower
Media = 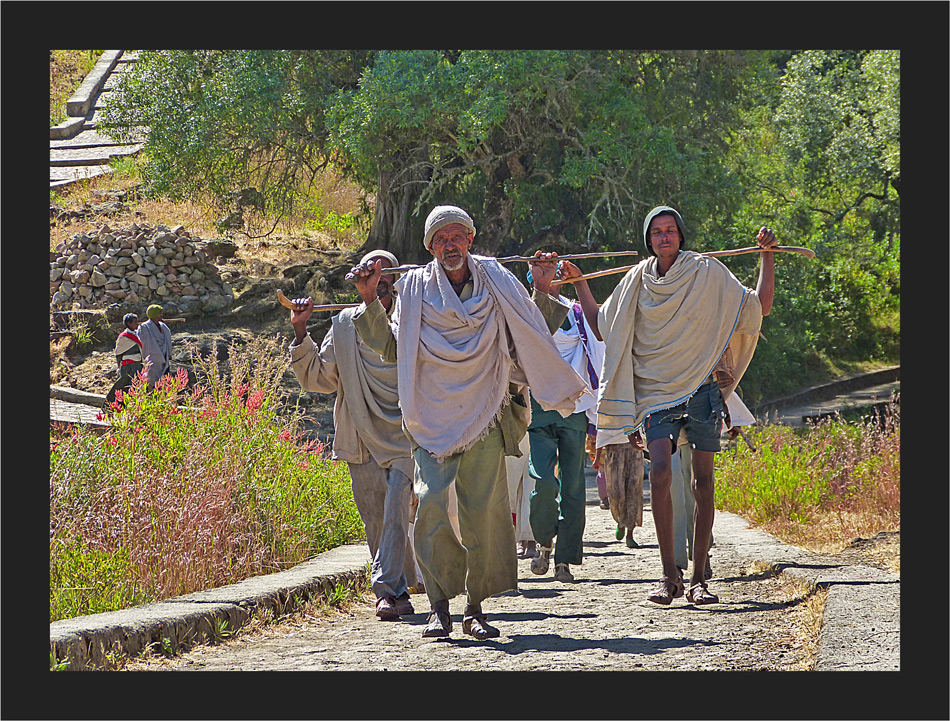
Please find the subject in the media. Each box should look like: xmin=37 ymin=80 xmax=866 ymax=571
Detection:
xmin=246 ymin=390 xmax=266 ymax=412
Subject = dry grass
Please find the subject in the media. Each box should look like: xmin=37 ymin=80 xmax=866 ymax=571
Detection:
xmin=50 ymin=50 xmax=103 ymax=126
xmin=761 ymin=514 xmax=900 ymax=574
xmin=749 ymin=560 xmax=828 ymax=671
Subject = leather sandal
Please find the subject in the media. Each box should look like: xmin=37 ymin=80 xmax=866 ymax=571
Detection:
xmin=422 ymin=609 xmax=453 ymax=638
xmin=646 ymin=574 xmax=685 ymax=606
xmin=375 ymin=595 xmax=400 ymax=621
xmin=462 ymin=614 xmax=500 ymax=640
xmin=686 ymin=582 xmax=719 ymax=605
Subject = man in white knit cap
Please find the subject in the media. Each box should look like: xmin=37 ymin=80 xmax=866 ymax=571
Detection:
xmin=349 ymin=205 xmax=588 ymax=640
xmin=564 ymin=205 xmax=778 ymax=607
xmin=287 ymin=249 xmax=420 ymax=623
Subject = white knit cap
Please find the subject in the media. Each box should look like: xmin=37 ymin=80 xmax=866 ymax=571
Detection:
xmin=359 ymin=249 xmax=400 ymax=268
xmin=423 ymin=205 xmax=476 ymax=250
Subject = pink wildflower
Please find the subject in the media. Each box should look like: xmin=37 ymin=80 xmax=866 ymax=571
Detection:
xmin=246 ymin=390 xmax=266 ymax=412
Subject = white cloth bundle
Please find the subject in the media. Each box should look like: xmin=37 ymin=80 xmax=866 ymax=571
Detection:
xmin=551 ymin=297 xmax=605 ymax=424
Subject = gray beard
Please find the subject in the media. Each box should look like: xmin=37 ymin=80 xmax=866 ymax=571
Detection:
xmin=440 ymin=256 xmax=466 ymax=272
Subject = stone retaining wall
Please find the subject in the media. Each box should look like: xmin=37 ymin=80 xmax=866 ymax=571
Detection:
xmin=50 ymin=223 xmax=234 ymax=317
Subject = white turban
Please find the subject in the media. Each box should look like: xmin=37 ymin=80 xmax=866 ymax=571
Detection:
xmin=423 ymin=205 xmax=476 ymax=251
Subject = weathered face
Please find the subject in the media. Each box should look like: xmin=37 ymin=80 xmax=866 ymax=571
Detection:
xmin=374 ymin=258 xmax=395 ymax=300
xmin=648 ymin=214 xmax=681 ymax=259
xmin=429 ymin=223 xmax=474 ymax=271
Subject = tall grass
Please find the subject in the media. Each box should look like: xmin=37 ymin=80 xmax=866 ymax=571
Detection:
xmin=50 ymin=335 xmax=362 ymax=622
xmin=716 ymin=397 xmax=900 ymax=554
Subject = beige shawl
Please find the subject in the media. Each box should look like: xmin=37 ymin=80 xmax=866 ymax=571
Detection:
xmin=393 ymin=254 xmax=588 ymax=461
xmin=291 ymin=307 xmax=413 ymax=478
xmin=595 ymin=250 xmax=761 ymax=447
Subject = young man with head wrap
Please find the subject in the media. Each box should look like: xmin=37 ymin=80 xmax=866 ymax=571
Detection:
xmin=137 ymin=304 xmax=173 ymax=390
xmin=287 ymin=250 xmax=421 ymax=622
xmin=349 ymin=205 xmax=588 ymax=640
xmin=562 ymin=205 xmax=778 ymax=607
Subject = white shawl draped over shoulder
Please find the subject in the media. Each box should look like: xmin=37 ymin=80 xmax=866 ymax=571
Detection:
xmin=595 ymin=250 xmax=761 ymax=448
xmin=552 ymin=297 xmax=605 ymax=424
xmin=393 ymin=254 xmax=588 ymax=461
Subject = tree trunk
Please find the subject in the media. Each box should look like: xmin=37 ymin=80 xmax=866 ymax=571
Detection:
xmin=475 ymin=159 xmax=515 ymax=257
xmin=362 ymin=157 xmax=430 ymax=265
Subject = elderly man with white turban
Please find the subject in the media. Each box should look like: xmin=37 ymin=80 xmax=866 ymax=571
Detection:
xmin=349 ymin=206 xmax=588 ymax=640
xmin=287 ymin=250 xmax=420 ymax=623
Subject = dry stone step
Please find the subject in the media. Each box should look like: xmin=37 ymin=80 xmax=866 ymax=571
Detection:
xmin=50 ymin=129 xmax=138 ymax=149
xmin=50 ymin=144 xmax=143 ymax=166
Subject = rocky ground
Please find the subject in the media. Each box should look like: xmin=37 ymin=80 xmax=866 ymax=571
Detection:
xmin=50 ymin=199 xmax=360 ymax=435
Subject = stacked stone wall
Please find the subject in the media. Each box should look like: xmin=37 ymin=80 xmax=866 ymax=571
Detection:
xmin=50 ymin=223 xmax=234 ymax=316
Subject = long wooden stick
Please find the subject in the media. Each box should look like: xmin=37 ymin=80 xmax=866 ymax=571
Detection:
xmin=343 ymin=250 xmax=640 ymax=280
xmin=704 ymin=245 xmax=815 ymax=259
xmin=551 ymin=246 xmax=815 ymax=285
xmin=551 ymin=264 xmax=637 ymax=286
xmin=276 ymin=289 xmax=359 ymax=312
xmin=495 ymin=250 xmax=640 ymax=263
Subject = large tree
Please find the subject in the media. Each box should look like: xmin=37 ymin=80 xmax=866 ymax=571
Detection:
xmin=103 ymin=49 xmax=770 ymax=263
xmin=327 ymin=49 xmax=772 ymax=262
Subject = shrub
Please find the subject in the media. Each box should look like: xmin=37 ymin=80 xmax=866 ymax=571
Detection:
xmin=715 ymin=397 xmax=899 ymax=546
xmin=49 ymin=335 xmax=362 ymax=622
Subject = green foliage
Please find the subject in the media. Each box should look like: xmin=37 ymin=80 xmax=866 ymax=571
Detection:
xmin=49 ymin=335 xmax=363 ymax=622
xmin=100 ymin=50 xmax=371 ymax=220
xmin=716 ymin=406 xmax=900 ymax=528
xmin=101 ymin=48 xmax=899 ymax=397
xmin=50 ymin=652 xmax=70 ymax=672
xmin=49 ymin=536 xmax=149 ymax=622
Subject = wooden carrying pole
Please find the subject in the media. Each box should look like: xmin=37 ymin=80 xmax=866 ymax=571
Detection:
xmin=343 ymin=250 xmax=640 ymax=280
xmin=551 ymin=246 xmax=815 ymax=286
xmin=276 ymin=289 xmax=359 ymax=312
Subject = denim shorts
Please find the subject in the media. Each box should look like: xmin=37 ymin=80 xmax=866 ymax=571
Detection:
xmin=643 ymin=379 xmax=726 ymax=453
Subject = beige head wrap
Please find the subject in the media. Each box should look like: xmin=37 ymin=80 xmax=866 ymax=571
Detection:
xmin=423 ymin=205 xmax=476 ymax=250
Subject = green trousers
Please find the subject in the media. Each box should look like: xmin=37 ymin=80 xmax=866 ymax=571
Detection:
xmin=528 ymin=414 xmax=588 ymax=565
xmin=412 ymin=425 xmax=518 ymax=607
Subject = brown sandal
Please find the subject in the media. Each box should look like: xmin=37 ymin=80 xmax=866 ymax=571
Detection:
xmin=422 ymin=610 xmax=453 ymax=638
xmin=646 ymin=574 xmax=685 ymax=605
xmin=686 ymin=582 xmax=719 ymax=605
xmin=462 ymin=614 xmax=500 ymax=640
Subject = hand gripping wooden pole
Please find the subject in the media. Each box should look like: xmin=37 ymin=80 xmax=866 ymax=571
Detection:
xmin=276 ymin=289 xmax=359 ymax=312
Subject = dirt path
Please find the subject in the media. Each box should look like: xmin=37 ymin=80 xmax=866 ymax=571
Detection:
xmin=124 ymin=500 xmax=814 ymax=672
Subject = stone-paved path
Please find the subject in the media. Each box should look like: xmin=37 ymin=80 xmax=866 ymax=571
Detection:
xmin=122 ymin=495 xmax=817 ymax=673
xmin=50 ymin=50 xmax=142 ymax=190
